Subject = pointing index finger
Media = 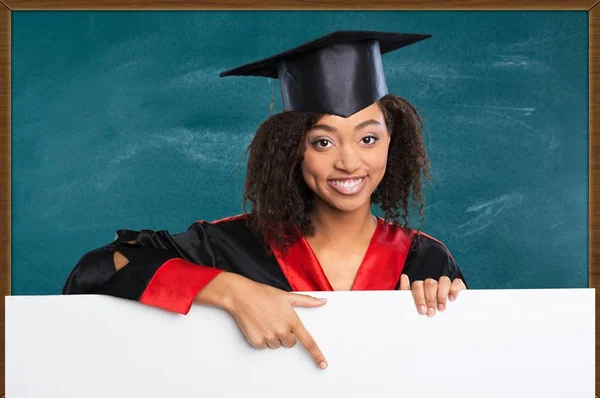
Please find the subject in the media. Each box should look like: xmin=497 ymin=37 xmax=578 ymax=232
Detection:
xmin=291 ymin=319 xmax=327 ymax=369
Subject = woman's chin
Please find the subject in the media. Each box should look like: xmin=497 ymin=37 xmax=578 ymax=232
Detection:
xmin=322 ymin=196 xmax=370 ymax=214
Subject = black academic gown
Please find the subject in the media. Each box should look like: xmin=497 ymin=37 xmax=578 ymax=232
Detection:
xmin=63 ymin=214 xmax=467 ymax=314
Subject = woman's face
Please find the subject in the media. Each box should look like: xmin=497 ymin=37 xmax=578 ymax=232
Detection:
xmin=302 ymin=102 xmax=390 ymax=214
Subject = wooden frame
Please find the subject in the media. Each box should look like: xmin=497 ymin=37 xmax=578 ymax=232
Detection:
xmin=1 ymin=1 xmax=597 ymax=396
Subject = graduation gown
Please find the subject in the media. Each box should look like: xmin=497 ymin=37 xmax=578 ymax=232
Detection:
xmin=63 ymin=214 xmax=467 ymax=314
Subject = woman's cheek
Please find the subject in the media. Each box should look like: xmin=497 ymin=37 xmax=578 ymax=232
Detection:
xmin=300 ymin=157 xmax=320 ymax=191
xmin=371 ymin=150 xmax=389 ymax=173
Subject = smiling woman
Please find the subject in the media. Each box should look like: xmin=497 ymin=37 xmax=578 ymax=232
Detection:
xmin=303 ymin=106 xmax=391 ymax=211
xmin=62 ymin=30 xmax=468 ymax=371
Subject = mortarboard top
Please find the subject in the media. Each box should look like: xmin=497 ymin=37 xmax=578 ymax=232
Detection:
xmin=219 ymin=30 xmax=431 ymax=118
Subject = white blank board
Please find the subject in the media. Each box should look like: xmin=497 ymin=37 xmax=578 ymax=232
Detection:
xmin=6 ymin=289 xmax=595 ymax=397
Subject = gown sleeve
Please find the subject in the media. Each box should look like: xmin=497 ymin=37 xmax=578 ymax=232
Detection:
xmin=62 ymin=222 xmax=225 ymax=315
xmin=400 ymin=233 xmax=468 ymax=289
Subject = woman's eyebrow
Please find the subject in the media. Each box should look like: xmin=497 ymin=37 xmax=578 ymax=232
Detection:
xmin=309 ymin=124 xmax=337 ymax=132
xmin=354 ymin=119 xmax=382 ymax=131
xmin=309 ymin=119 xmax=382 ymax=133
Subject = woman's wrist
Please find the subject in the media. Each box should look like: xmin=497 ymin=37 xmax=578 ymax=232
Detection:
xmin=194 ymin=272 xmax=243 ymax=312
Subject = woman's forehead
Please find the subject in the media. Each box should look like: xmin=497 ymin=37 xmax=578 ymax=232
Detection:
xmin=314 ymin=102 xmax=385 ymax=128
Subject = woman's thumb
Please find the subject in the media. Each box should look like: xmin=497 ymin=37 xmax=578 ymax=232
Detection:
xmin=288 ymin=293 xmax=327 ymax=307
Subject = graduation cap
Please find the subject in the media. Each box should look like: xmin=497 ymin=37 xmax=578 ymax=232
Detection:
xmin=219 ymin=30 xmax=431 ymax=117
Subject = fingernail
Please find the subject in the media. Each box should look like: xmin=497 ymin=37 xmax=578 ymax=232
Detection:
xmin=319 ymin=361 xmax=328 ymax=369
xmin=318 ymin=298 xmax=327 ymax=302
xmin=449 ymin=295 xmax=455 ymax=302
xmin=438 ymin=303 xmax=445 ymax=311
xmin=427 ymin=307 xmax=435 ymax=317
xmin=419 ymin=305 xmax=426 ymax=314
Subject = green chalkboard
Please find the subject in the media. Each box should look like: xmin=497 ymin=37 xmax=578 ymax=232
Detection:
xmin=11 ymin=11 xmax=588 ymax=294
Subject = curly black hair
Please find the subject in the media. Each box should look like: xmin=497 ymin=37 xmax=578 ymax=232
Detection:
xmin=243 ymin=94 xmax=431 ymax=251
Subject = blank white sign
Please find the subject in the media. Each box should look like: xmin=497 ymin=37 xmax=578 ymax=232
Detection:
xmin=6 ymin=289 xmax=595 ymax=397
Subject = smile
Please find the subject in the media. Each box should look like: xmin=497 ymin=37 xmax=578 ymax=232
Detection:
xmin=328 ymin=177 xmax=367 ymax=195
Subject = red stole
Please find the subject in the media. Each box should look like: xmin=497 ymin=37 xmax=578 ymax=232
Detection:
xmin=269 ymin=218 xmax=415 ymax=291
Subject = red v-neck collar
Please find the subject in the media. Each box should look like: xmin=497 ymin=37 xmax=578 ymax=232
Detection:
xmin=268 ymin=218 xmax=415 ymax=292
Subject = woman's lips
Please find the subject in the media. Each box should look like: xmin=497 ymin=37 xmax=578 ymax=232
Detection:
xmin=327 ymin=177 xmax=367 ymax=195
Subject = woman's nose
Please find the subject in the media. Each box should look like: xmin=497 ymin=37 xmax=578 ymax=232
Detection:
xmin=334 ymin=146 xmax=361 ymax=173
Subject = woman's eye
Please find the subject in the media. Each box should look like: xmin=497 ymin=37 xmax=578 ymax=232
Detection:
xmin=313 ymin=139 xmax=332 ymax=148
xmin=361 ymin=135 xmax=379 ymax=145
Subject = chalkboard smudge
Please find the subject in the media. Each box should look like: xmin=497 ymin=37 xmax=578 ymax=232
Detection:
xmin=385 ymin=61 xmax=474 ymax=80
xmin=109 ymin=144 xmax=143 ymax=166
xmin=165 ymin=67 xmax=221 ymax=87
xmin=452 ymin=104 xmax=535 ymax=114
xmin=159 ymin=128 xmax=249 ymax=165
xmin=114 ymin=60 xmax=142 ymax=71
xmin=480 ymin=110 xmax=539 ymax=138
xmin=90 ymin=128 xmax=251 ymax=191
xmin=492 ymin=55 xmax=530 ymax=68
xmin=498 ymin=35 xmax=581 ymax=52
xmin=56 ymin=221 xmax=116 ymax=232
xmin=490 ymin=55 xmax=551 ymax=73
xmin=456 ymin=193 xmax=526 ymax=237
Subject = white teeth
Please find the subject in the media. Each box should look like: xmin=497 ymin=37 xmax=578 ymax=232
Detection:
xmin=331 ymin=178 xmax=363 ymax=188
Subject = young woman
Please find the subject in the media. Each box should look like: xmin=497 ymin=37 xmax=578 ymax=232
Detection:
xmin=63 ymin=30 xmax=468 ymax=371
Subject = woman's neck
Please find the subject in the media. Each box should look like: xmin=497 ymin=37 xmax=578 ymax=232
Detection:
xmin=309 ymin=201 xmax=377 ymax=244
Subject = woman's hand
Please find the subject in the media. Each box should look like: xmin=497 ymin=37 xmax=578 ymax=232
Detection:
xmin=197 ymin=273 xmax=328 ymax=369
xmin=399 ymin=274 xmax=467 ymax=317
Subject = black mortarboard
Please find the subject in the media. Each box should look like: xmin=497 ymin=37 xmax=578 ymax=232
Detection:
xmin=219 ymin=30 xmax=431 ymax=117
